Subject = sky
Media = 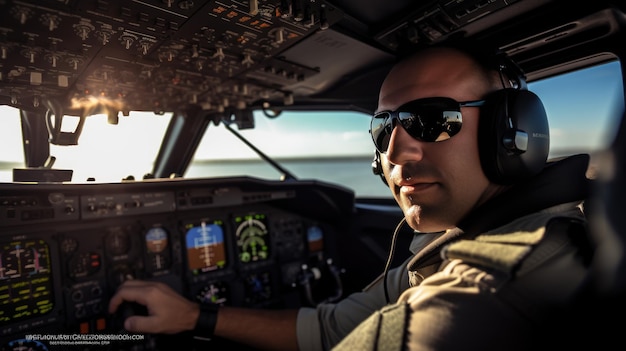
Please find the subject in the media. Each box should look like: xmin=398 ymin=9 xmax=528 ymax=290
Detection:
xmin=0 ymin=60 xmax=623 ymax=183
xmin=193 ymin=111 xmax=375 ymax=160
xmin=530 ymin=60 xmax=624 ymax=151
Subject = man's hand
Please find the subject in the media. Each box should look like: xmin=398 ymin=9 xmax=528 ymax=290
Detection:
xmin=108 ymin=280 xmax=200 ymax=334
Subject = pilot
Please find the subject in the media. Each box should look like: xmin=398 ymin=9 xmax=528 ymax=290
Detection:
xmin=109 ymin=43 xmax=593 ymax=350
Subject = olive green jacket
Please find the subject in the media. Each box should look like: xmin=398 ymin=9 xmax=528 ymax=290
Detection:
xmin=334 ymin=154 xmax=592 ymax=351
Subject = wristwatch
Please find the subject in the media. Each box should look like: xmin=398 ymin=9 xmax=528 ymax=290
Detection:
xmin=194 ymin=303 xmax=220 ymax=337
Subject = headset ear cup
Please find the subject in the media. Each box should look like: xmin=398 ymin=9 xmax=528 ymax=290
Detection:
xmin=478 ymin=89 xmax=550 ymax=184
xmin=372 ymin=151 xmax=388 ymax=186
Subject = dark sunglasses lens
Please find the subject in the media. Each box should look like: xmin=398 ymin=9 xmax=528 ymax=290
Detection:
xmin=400 ymin=108 xmax=462 ymax=142
xmin=370 ymin=98 xmax=464 ymax=152
xmin=371 ymin=113 xmax=392 ymax=152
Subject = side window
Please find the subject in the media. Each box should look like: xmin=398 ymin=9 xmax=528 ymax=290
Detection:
xmin=530 ymin=60 xmax=623 ymax=159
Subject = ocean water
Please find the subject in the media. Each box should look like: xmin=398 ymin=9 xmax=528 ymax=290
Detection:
xmin=185 ymin=156 xmax=392 ymax=198
xmin=0 ymin=156 xmax=390 ymax=197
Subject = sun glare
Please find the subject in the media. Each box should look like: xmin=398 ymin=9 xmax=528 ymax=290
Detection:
xmin=50 ymin=112 xmax=171 ymax=182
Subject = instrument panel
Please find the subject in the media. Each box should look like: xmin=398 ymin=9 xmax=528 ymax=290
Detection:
xmin=0 ymin=177 xmax=354 ymax=350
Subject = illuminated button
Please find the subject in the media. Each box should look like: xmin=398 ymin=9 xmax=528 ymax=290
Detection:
xmin=80 ymin=321 xmax=89 ymax=334
xmin=96 ymin=317 xmax=106 ymax=331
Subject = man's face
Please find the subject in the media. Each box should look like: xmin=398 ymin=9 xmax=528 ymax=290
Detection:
xmin=377 ymin=48 xmax=504 ymax=232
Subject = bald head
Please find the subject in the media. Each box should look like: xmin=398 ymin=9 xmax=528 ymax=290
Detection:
xmin=378 ymin=47 xmax=500 ymax=113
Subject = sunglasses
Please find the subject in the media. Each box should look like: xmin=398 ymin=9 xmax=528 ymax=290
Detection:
xmin=370 ymin=97 xmax=485 ymax=153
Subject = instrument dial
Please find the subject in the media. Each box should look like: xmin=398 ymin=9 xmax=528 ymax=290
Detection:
xmin=145 ymin=227 xmax=171 ymax=272
xmin=59 ymin=236 xmax=78 ymax=254
xmin=105 ymin=228 xmax=130 ymax=256
xmin=6 ymin=339 xmax=49 ymax=351
xmin=146 ymin=227 xmax=168 ymax=253
xmin=244 ymin=272 xmax=272 ymax=305
xmin=196 ymin=282 xmax=228 ymax=305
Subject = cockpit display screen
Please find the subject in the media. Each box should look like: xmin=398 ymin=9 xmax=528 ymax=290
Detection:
xmin=0 ymin=239 xmax=54 ymax=325
xmin=184 ymin=219 xmax=227 ymax=274
xmin=307 ymin=225 xmax=324 ymax=253
xmin=234 ymin=213 xmax=270 ymax=263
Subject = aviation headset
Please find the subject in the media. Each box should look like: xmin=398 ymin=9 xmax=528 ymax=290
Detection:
xmin=372 ymin=48 xmax=550 ymax=186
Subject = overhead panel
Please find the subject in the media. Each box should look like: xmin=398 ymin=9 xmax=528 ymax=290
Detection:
xmin=0 ymin=0 xmax=342 ymax=114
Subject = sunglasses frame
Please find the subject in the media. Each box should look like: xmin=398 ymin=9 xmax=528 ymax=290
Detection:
xmin=370 ymin=97 xmax=485 ymax=153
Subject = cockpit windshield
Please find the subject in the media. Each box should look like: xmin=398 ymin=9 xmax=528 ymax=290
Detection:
xmin=0 ymin=61 xmax=622 ymax=199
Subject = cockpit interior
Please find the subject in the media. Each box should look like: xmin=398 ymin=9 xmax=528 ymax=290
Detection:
xmin=1 ymin=0 xmax=625 ymax=350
